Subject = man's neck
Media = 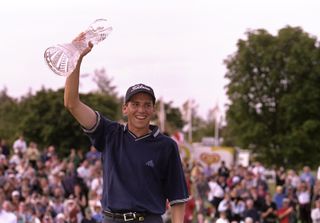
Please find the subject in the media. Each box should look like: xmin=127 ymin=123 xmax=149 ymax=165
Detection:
xmin=128 ymin=126 xmax=151 ymax=138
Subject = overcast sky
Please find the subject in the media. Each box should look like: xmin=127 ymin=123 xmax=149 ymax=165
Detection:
xmin=0 ymin=0 xmax=319 ymax=118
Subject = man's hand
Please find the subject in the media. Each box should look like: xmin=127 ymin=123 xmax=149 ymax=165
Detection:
xmin=72 ymin=32 xmax=94 ymax=59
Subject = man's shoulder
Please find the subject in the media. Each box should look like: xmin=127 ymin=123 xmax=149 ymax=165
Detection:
xmin=157 ymin=133 xmax=178 ymax=146
xmin=157 ymin=132 xmax=174 ymax=141
xmin=96 ymin=112 xmax=125 ymax=132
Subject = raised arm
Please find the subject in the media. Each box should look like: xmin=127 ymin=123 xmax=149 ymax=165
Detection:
xmin=64 ymin=39 xmax=97 ymax=130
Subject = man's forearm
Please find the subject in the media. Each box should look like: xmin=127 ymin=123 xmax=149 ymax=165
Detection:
xmin=64 ymin=52 xmax=97 ymax=129
xmin=171 ymin=203 xmax=185 ymax=223
xmin=64 ymin=58 xmax=82 ymax=110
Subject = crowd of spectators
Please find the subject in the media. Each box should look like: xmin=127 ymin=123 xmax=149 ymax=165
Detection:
xmin=0 ymin=136 xmax=103 ymax=223
xmin=0 ymin=135 xmax=320 ymax=223
xmin=181 ymin=158 xmax=320 ymax=223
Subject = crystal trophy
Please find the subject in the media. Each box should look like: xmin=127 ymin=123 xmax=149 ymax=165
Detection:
xmin=44 ymin=18 xmax=112 ymax=76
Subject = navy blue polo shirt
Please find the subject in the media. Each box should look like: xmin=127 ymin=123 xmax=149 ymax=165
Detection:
xmin=83 ymin=112 xmax=189 ymax=215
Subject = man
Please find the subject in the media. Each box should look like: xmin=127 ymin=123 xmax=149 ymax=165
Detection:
xmin=0 ymin=200 xmax=17 ymax=223
xmin=12 ymin=135 xmax=27 ymax=156
xmin=64 ymin=38 xmax=189 ymax=223
xmin=311 ymin=198 xmax=320 ymax=223
xmin=276 ymin=198 xmax=293 ymax=223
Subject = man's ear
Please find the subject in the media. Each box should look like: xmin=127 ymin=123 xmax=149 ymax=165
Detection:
xmin=122 ymin=103 xmax=128 ymax=116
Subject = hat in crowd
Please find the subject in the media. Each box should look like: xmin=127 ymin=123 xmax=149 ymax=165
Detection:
xmin=12 ymin=190 xmax=20 ymax=197
xmin=125 ymin=83 xmax=156 ymax=104
xmin=56 ymin=213 xmax=65 ymax=220
xmin=8 ymin=173 xmax=15 ymax=179
xmin=244 ymin=217 xmax=253 ymax=223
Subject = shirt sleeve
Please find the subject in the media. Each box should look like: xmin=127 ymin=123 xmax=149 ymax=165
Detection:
xmin=82 ymin=111 xmax=101 ymax=134
xmin=82 ymin=112 xmax=117 ymax=152
xmin=164 ymin=141 xmax=190 ymax=206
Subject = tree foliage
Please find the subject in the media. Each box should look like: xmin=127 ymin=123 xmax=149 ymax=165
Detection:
xmin=17 ymin=88 xmax=121 ymax=156
xmin=154 ymin=100 xmax=185 ymax=134
xmin=0 ymin=73 xmax=188 ymax=156
xmin=0 ymin=88 xmax=21 ymax=142
xmin=223 ymin=26 xmax=320 ymax=168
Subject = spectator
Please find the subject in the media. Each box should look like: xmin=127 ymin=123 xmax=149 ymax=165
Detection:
xmin=64 ymin=196 xmax=82 ymax=223
xmin=43 ymin=145 xmax=56 ymax=162
xmin=218 ymin=193 xmax=232 ymax=220
xmin=297 ymin=181 xmax=312 ymax=223
xmin=25 ymin=141 xmax=40 ymax=169
xmin=91 ymin=201 xmax=103 ymax=223
xmin=218 ymin=160 xmax=230 ymax=179
xmin=216 ymin=210 xmax=230 ymax=223
xmin=243 ymin=198 xmax=260 ymax=223
xmin=311 ymin=199 xmax=320 ymax=223
xmin=77 ymin=159 xmax=91 ymax=187
xmin=276 ymin=166 xmax=286 ymax=187
xmin=11 ymin=191 xmax=21 ymax=212
xmin=276 ymin=198 xmax=293 ymax=223
xmin=85 ymin=146 xmax=101 ymax=165
xmin=81 ymin=207 xmax=97 ymax=223
xmin=13 ymin=135 xmax=27 ymax=156
xmin=286 ymin=169 xmax=300 ymax=190
xmin=230 ymin=195 xmax=246 ymax=222
xmin=260 ymin=193 xmax=277 ymax=223
xmin=56 ymin=213 xmax=67 ymax=223
xmin=68 ymin=148 xmax=82 ymax=168
xmin=0 ymin=200 xmax=17 ymax=223
xmin=73 ymin=183 xmax=88 ymax=216
xmin=208 ymin=177 xmax=225 ymax=210
xmin=0 ymin=139 xmax=10 ymax=158
xmin=300 ymin=166 xmax=316 ymax=190
xmin=273 ymin=186 xmax=285 ymax=210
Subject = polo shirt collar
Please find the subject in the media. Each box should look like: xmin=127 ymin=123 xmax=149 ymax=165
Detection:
xmin=123 ymin=124 xmax=160 ymax=139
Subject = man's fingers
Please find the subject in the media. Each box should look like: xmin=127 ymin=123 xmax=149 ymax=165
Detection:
xmin=72 ymin=32 xmax=86 ymax=42
xmin=80 ymin=42 xmax=93 ymax=57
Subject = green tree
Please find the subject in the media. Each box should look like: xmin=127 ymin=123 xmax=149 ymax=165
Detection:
xmin=223 ymin=26 xmax=320 ymax=168
xmin=18 ymin=87 xmax=121 ymax=156
xmin=0 ymin=88 xmax=21 ymax=143
xmin=154 ymin=100 xmax=185 ymax=134
xmin=92 ymin=68 xmax=118 ymax=96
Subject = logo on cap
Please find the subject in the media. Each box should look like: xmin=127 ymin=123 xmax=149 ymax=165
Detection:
xmin=131 ymin=84 xmax=151 ymax=92
xmin=125 ymin=83 xmax=155 ymax=104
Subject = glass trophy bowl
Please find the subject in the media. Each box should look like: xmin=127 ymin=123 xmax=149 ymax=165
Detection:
xmin=44 ymin=18 xmax=112 ymax=76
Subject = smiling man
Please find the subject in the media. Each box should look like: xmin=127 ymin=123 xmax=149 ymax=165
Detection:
xmin=64 ymin=41 xmax=189 ymax=223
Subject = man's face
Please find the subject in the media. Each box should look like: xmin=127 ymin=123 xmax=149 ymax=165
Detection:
xmin=122 ymin=92 xmax=155 ymax=134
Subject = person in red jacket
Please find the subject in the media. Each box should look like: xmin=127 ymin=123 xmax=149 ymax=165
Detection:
xmin=276 ymin=198 xmax=293 ymax=223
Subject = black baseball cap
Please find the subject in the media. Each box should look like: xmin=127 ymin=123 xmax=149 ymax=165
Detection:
xmin=125 ymin=83 xmax=156 ymax=104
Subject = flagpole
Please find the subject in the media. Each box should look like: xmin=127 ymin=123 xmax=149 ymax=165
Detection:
xmin=188 ymin=99 xmax=192 ymax=143
xmin=159 ymin=97 xmax=166 ymax=132
xmin=213 ymin=102 xmax=220 ymax=146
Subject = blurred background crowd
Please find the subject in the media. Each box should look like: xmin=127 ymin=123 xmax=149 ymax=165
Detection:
xmin=0 ymin=136 xmax=320 ymax=223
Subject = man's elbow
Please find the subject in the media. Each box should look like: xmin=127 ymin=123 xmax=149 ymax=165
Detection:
xmin=64 ymin=100 xmax=73 ymax=110
xmin=64 ymin=99 xmax=79 ymax=111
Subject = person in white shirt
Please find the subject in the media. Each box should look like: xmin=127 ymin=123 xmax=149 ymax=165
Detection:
xmin=216 ymin=211 xmax=230 ymax=223
xmin=297 ymin=181 xmax=312 ymax=223
xmin=76 ymin=159 xmax=91 ymax=187
xmin=0 ymin=200 xmax=17 ymax=223
xmin=208 ymin=178 xmax=225 ymax=209
xmin=13 ymin=135 xmax=27 ymax=155
xmin=311 ymin=199 xmax=320 ymax=223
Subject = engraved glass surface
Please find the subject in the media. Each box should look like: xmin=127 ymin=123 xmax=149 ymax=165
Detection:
xmin=44 ymin=19 xmax=112 ymax=76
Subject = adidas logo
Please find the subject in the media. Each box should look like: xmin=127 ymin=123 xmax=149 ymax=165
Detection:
xmin=145 ymin=160 xmax=154 ymax=168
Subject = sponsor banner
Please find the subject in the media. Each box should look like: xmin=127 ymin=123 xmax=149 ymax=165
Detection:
xmin=191 ymin=145 xmax=235 ymax=169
